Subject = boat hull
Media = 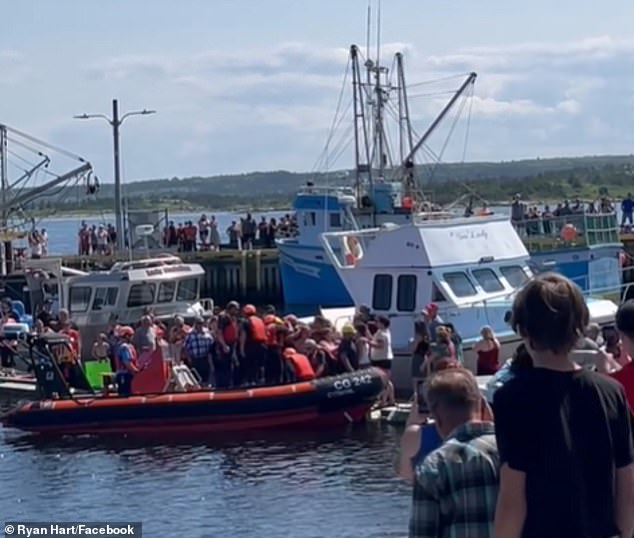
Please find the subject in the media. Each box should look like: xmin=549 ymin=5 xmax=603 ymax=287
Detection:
xmin=1 ymin=369 xmax=386 ymax=435
xmin=278 ymin=243 xmax=352 ymax=307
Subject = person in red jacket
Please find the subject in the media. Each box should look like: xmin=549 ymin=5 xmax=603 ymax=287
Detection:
xmin=612 ymin=300 xmax=634 ymax=414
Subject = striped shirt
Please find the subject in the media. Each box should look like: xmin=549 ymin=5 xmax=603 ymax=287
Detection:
xmin=409 ymin=422 xmax=499 ymax=538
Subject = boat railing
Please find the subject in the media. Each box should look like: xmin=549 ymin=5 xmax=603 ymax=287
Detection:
xmin=514 ymin=212 xmax=620 ymax=251
xmin=297 ymin=185 xmax=355 ymax=197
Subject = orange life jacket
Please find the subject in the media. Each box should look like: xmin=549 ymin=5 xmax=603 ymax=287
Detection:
xmin=285 ymin=351 xmax=315 ymax=381
xmin=221 ymin=315 xmax=238 ymax=345
xmin=61 ymin=328 xmax=80 ymax=357
xmin=247 ymin=316 xmax=267 ymax=343
xmin=266 ymin=323 xmax=282 ymax=347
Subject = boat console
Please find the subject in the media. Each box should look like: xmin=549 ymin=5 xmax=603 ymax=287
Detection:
xmin=26 ymin=333 xmax=93 ymax=399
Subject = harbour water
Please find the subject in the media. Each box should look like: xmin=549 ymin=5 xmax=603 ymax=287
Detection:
xmin=0 ymin=421 xmax=410 ymax=537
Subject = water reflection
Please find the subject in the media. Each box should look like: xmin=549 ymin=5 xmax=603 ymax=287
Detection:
xmin=1 ymin=422 xmax=410 ymax=538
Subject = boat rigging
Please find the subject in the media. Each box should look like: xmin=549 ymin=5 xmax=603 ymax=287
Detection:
xmin=0 ymin=124 xmax=94 ymax=272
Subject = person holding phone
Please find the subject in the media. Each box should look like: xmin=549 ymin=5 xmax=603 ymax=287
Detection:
xmin=398 ymin=359 xmax=461 ymax=483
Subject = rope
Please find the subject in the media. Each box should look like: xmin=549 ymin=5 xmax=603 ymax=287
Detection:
xmin=311 ymin=55 xmax=352 ymax=174
xmin=5 ymin=125 xmax=88 ymax=163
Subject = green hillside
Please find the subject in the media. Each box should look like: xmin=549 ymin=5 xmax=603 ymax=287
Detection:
xmin=26 ymin=154 xmax=634 ymax=215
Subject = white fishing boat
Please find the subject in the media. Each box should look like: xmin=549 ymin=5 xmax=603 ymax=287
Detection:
xmin=319 ymin=215 xmax=619 ymax=393
xmin=22 ymin=255 xmax=214 ymax=358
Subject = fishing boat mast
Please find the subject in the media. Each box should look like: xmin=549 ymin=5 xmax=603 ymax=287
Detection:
xmin=340 ymin=1 xmax=478 ymax=214
xmin=0 ymin=125 xmax=9 ymax=272
xmin=0 ymin=124 xmax=93 ymax=274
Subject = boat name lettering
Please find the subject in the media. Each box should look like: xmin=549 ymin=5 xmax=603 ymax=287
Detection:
xmin=449 ymin=229 xmax=488 ymax=241
xmin=145 ymin=265 xmax=192 ymax=277
xmin=333 ymin=375 xmax=372 ymax=391
xmin=327 ymin=389 xmax=354 ymax=398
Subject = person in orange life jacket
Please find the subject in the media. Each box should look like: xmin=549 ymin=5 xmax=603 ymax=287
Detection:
xmin=611 ymin=301 xmax=634 ymax=415
xmin=264 ymin=314 xmax=286 ymax=385
xmin=282 ymin=347 xmax=316 ymax=382
xmin=303 ymin=339 xmax=329 ymax=378
xmin=337 ymin=324 xmax=358 ymax=373
xmin=57 ymin=308 xmax=81 ymax=359
xmin=115 ymin=326 xmax=140 ymax=396
xmin=239 ymin=304 xmax=267 ymax=386
xmin=217 ymin=301 xmax=240 ymax=388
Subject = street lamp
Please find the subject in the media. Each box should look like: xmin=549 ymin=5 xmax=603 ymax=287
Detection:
xmin=74 ymin=99 xmax=156 ymax=251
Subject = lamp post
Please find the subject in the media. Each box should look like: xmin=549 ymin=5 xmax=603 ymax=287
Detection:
xmin=74 ymin=99 xmax=156 ymax=251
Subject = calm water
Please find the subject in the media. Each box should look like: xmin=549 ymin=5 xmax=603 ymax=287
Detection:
xmin=0 ymin=421 xmax=411 ymax=537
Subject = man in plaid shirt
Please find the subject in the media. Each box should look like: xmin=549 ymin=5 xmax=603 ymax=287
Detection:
xmin=409 ymin=369 xmax=499 ymax=538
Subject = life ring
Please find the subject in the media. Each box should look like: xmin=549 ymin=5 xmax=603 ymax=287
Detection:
xmin=344 ymin=236 xmax=360 ymax=266
xmin=560 ymin=223 xmax=577 ymax=242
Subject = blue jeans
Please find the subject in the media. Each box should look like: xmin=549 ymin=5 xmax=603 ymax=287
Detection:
xmin=116 ymin=371 xmax=133 ymax=396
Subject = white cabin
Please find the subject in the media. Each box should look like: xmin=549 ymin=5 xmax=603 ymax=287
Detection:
xmin=24 ymin=256 xmax=213 ymax=357
xmin=321 ymin=216 xmax=618 ymax=374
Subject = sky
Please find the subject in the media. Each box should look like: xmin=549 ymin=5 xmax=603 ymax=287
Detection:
xmin=3 ymin=0 xmax=634 ymax=184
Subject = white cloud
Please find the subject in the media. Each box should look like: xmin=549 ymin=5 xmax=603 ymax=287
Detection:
xmin=7 ymin=34 xmax=634 ymax=180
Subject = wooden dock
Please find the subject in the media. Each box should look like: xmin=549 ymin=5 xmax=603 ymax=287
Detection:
xmin=61 ymin=249 xmax=283 ymax=307
xmin=53 ymin=227 xmax=634 ymax=308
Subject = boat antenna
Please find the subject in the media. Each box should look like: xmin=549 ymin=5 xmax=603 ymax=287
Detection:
xmin=366 ymin=0 xmax=371 ymax=61
xmin=376 ymin=0 xmax=381 ymax=71
xmin=0 ymin=125 xmax=8 ymax=274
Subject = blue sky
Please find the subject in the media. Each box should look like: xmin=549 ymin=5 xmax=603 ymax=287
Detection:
xmin=3 ymin=0 xmax=634 ymax=183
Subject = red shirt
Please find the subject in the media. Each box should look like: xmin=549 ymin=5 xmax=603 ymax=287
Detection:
xmin=610 ymin=361 xmax=634 ymax=414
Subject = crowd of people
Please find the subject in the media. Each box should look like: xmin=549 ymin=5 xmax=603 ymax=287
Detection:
xmin=71 ymin=301 xmax=397 ymax=400
xmin=402 ymin=272 xmax=634 ymax=538
xmin=162 ymin=213 xmax=298 ymax=252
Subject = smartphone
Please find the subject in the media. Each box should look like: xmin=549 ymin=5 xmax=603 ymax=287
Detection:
xmin=602 ymin=325 xmax=619 ymax=346
xmin=416 ymin=380 xmax=429 ymax=414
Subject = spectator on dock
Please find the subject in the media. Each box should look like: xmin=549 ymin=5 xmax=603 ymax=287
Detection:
xmin=612 ymin=300 xmax=634 ymax=414
xmin=474 ymin=325 xmax=500 ymax=375
xmin=493 ymin=273 xmax=634 ymax=538
xmin=622 ymin=193 xmax=634 ymax=230
xmin=209 ymin=216 xmax=220 ymax=250
xmin=409 ymin=368 xmax=498 ymax=538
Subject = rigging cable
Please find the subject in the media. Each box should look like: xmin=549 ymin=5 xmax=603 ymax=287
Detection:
xmin=5 ymin=125 xmax=88 ymax=163
xmin=311 ymin=55 xmax=352 ymax=174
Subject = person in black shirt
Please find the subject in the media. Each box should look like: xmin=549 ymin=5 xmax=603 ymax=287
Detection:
xmin=493 ymin=273 xmax=634 ymax=538
xmin=36 ymin=299 xmax=55 ymax=328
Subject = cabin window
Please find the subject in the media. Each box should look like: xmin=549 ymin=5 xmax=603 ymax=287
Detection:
xmin=372 ymin=274 xmax=393 ymax=310
xmin=127 ymin=283 xmax=156 ymax=307
xmin=329 ymin=212 xmax=342 ymax=228
xmin=69 ymin=286 xmax=92 ymax=313
xmin=472 ymin=268 xmax=504 ymax=293
xmin=92 ymin=287 xmax=118 ymax=311
xmin=431 ymin=283 xmax=448 ymax=302
xmin=397 ymin=275 xmax=417 ymax=312
xmin=302 ymin=212 xmax=316 ymax=227
xmin=443 ymin=272 xmax=476 ymax=298
xmin=176 ymin=278 xmax=199 ymax=301
xmin=500 ymin=265 xmax=529 ymax=288
xmin=157 ymin=281 xmax=176 ymax=303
